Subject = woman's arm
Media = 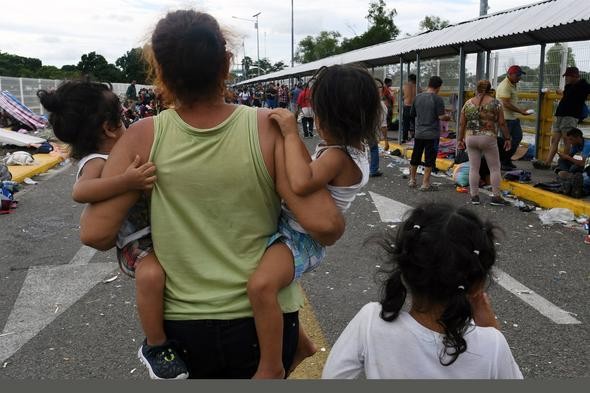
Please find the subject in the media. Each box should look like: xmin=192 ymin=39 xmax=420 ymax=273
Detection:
xmin=269 ymin=109 xmax=343 ymax=195
xmin=257 ymin=109 xmax=343 ymax=246
xmin=79 ymin=119 xmax=154 ymax=250
xmin=497 ymin=108 xmax=512 ymax=152
xmin=73 ymin=156 xmax=156 ymax=203
xmin=457 ymin=107 xmax=467 ymax=150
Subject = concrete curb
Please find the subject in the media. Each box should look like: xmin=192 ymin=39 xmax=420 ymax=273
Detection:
xmin=7 ymin=154 xmax=64 ymax=183
xmin=384 ymin=141 xmax=590 ymax=216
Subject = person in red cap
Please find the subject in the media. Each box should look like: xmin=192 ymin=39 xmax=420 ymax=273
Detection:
xmin=534 ymin=66 xmax=590 ymax=169
xmin=495 ymin=65 xmax=534 ymax=170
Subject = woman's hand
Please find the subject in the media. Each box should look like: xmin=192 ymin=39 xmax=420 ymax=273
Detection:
xmin=469 ymin=291 xmax=500 ymax=329
xmin=123 ymin=155 xmax=157 ymax=191
xmin=457 ymin=139 xmax=466 ymax=150
xmin=503 ymin=139 xmax=512 ymax=152
xmin=269 ymin=108 xmax=299 ymax=138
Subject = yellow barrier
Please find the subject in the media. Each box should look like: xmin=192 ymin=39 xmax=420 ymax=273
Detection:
xmin=439 ymin=90 xmax=589 ymax=160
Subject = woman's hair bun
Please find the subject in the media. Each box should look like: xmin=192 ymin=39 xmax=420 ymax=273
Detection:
xmin=37 ymin=89 xmax=62 ymax=112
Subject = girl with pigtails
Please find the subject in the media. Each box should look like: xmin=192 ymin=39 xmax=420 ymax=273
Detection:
xmin=322 ymin=203 xmax=522 ymax=379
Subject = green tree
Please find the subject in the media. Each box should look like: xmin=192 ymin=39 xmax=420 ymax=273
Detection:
xmin=116 ymin=48 xmax=148 ymax=83
xmin=0 ymin=52 xmax=42 ymax=77
xmin=271 ymin=61 xmax=287 ymax=72
xmin=77 ymin=51 xmax=123 ymax=82
xmin=340 ymin=0 xmax=399 ymax=52
xmin=544 ymin=43 xmax=576 ymax=88
xmin=295 ymin=31 xmax=342 ymax=64
xmin=241 ymin=56 xmax=253 ymax=78
xmin=419 ymin=16 xmax=450 ymax=32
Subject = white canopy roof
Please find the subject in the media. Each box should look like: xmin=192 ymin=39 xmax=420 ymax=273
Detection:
xmin=236 ymin=0 xmax=590 ymax=85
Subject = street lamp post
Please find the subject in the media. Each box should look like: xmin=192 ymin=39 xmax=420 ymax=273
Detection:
xmin=253 ymin=12 xmax=261 ymax=75
xmin=232 ymin=12 xmax=261 ymax=76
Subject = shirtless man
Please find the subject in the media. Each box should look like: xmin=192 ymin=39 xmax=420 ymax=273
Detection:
xmin=402 ymin=74 xmax=417 ymax=143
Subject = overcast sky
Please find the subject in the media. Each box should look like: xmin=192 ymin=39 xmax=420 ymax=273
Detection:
xmin=1 ymin=0 xmax=538 ymax=68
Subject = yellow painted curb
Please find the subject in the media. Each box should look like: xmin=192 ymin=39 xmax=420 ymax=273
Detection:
xmin=7 ymin=154 xmax=64 ymax=183
xmin=383 ymin=141 xmax=590 ymax=215
xmin=288 ymin=290 xmax=330 ymax=379
xmin=500 ymin=180 xmax=590 ymax=217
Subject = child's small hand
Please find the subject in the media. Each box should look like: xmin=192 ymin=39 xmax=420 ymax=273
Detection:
xmin=269 ymin=108 xmax=299 ymax=137
xmin=124 ymin=155 xmax=157 ymax=190
xmin=469 ymin=291 xmax=500 ymax=330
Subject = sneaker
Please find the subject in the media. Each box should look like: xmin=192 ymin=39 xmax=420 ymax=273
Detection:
xmin=138 ymin=340 xmax=189 ymax=379
xmin=471 ymin=195 xmax=480 ymax=205
xmin=369 ymin=171 xmax=383 ymax=177
xmin=489 ymin=196 xmax=511 ymax=206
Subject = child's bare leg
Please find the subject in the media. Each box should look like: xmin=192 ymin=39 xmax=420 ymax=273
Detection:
xmin=288 ymin=325 xmax=318 ymax=375
xmin=247 ymin=242 xmax=295 ymax=379
xmin=134 ymin=252 xmax=166 ymax=346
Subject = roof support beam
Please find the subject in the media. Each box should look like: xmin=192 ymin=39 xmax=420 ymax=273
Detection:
xmin=455 ymin=46 xmax=467 ymax=154
xmin=535 ymin=42 xmax=546 ymax=159
xmin=485 ymin=50 xmax=491 ymax=80
xmin=398 ymin=58 xmax=405 ymax=145
xmin=416 ymin=53 xmax=421 ymax=91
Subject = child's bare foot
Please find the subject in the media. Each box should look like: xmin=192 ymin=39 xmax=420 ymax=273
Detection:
xmin=288 ymin=333 xmax=318 ymax=375
xmin=252 ymin=366 xmax=285 ymax=379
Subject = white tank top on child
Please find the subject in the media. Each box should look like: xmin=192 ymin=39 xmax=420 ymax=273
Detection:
xmin=77 ymin=154 xmax=151 ymax=248
xmin=283 ymin=143 xmax=369 ymax=233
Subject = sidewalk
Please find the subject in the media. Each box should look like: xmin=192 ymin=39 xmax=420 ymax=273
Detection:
xmin=384 ymin=140 xmax=590 ymax=217
xmin=6 ymin=153 xmax=64 ymax=183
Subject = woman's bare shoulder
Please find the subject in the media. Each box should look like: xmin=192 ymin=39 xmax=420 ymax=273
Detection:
xmin=121 ymin=118 xmax=155 ymax=161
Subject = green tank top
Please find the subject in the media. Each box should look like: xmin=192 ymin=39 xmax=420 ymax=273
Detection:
xmin=150 ymin=106 xmax=303 ymax=320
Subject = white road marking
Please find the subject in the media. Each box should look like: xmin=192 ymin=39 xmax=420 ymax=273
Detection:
xmin=0 ymin=246 xmax=116 ymax=363
xmin=369 ymin=191 xmax=412 ymax=223
xmin=493 ymin=268 xmax=581 ymax=324
xmin=370 ymin=191 xmax=582 ymax=325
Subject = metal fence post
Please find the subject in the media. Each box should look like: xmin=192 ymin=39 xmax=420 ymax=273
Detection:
xmin=19 ymin=78 xmax=24 ymax=104
xmin=38 ymin=79 xmax=43 ymax=115
xmin=455 ymin=46 xmax=466 ymax=146
xmin=535 ymin=43 xmax=546 ymax=159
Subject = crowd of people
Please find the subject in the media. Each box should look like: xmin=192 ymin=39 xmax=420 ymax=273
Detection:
xmin=121 ymin=81 xmax=163 ymax=127
xmin=35 ymin=8 xmax=590 ymax=381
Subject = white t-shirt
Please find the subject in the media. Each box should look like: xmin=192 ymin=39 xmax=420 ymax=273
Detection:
xmin=322 ymin=302 xmax=523 ymax=379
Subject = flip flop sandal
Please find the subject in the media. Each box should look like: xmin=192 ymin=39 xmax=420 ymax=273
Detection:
xmin=419 ymin=185 xmax=439 ymax=192
xmin=408 ymin=179 xmax=417 ymax=188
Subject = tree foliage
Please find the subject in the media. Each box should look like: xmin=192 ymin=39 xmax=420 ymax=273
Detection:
xmin=296 ymin=0 xmax=399 ymax=63
xmin=295 ymin=31 xmax=342 ymax=63
xmin=419 ymin=16 xmax=450 ymax=32
xmin=116 ymin=48 xmax=148 ymax=84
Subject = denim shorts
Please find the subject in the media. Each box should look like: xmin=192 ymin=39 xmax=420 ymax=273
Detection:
xmin=116 ymin=235 xmax=153 ymax=278
xmin=267 ymin=214 xmax=326 ymax=280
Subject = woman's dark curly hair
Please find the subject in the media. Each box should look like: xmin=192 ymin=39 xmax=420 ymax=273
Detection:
xmin=377 ymin=203 xmax=499 ymax=366
xmin=37 ymin=79 xmax=121 ymax=160
xmin=310 ymin=64 xmax=381 ymax=148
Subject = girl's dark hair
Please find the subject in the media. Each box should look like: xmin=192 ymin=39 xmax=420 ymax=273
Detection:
xmin=378 ymin=203 xmax=499 ymax=366
xmin=145 ymin=10 xmax=231 ymax=106
xmin=310 ymin=64 xmax=381 ymax=147
xmin=37 ymin=80 xmax=121 ymax=160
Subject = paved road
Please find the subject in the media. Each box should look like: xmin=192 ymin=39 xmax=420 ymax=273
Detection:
xmin=0 ymin=143 xmax=588 ymax=379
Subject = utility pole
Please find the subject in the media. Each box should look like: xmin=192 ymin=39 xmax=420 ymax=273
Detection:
xmin=291 ymin=0 xmax=294 ymax=68
xmin=476 ymin=0 xmax=488 ymax=81
xmin=253 ymin=12 xmax=261 ymax=76
xmin=233 ymin=13 xmax=261 ymax=76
